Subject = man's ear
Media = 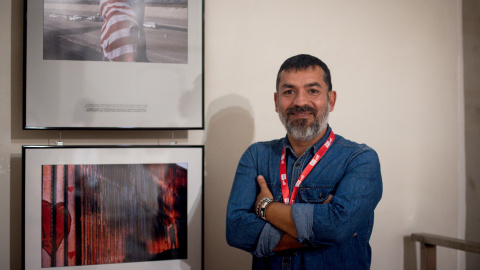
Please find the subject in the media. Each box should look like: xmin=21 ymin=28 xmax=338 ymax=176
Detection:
xmin=274 ymin=92 xmax=279 ymax=112
xmin=329 ymin=91 xmax=337 ymax=112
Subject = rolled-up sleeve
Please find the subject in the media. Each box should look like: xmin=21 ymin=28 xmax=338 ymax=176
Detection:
xmin=252 ymin=223 xmax=283 ymax=257
xmin=291 ymin=147 xmax=382 ymax=246
xmin=291 ymin=203 xmax=315 ymax=244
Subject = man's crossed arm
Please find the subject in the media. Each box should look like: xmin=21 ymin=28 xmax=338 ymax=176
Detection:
xmin=254 ymin=175 xmax=333 ymax=251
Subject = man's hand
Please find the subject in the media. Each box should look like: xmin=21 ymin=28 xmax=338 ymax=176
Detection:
xmin=255 ymin=175 xmax=297 ymax=238
xmin=323 ymin=195 xmax=333 ymax=204
xmin=255 ymin=175 xmax=273 ymax=208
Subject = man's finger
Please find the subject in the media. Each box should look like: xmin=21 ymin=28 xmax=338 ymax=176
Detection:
xmin=322 ymin=195 xmax=333 ymax=204
xmin=257 ymin=175 xmax=268 ymax=190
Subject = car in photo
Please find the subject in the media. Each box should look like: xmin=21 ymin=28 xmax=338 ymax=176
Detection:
xmin=87 ymin=15 xmax=104 ymax=22
xmin=143 ymin=22 xmax=158 ymax=29
xmin=68 ymin=15 xmax=83 ymax=21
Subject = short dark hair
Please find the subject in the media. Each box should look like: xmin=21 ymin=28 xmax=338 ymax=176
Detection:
xmin=276 ymin=54 xmax=332 ymax=92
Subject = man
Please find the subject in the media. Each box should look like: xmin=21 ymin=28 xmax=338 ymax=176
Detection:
xmin=226 ymin=54 xmax=382 ymax=269
xmin=100 ymin=0 xmax=148 ymax=62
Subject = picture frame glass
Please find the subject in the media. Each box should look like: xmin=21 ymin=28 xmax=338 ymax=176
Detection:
xmin=23 ymin=146 xmax=203 ymax=269
xmin=24 ymin=0 xmax=203 ymax=129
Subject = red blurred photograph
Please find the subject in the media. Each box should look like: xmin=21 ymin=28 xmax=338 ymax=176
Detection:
xmin=41 ymin=163 xmax=188 ymax=267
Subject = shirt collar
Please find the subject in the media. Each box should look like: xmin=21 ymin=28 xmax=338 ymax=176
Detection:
xmin=283 ymin=125 xmax=332 ymax=158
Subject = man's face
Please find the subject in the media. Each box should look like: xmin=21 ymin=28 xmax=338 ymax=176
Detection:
xmin=275 ymin=66 xmax=336 ymax=142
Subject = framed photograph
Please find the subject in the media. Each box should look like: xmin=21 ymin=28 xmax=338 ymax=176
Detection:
xmin=24 ymin=0 xmax=204 ymax=129
xmin=22 ymin=145 xmax=204 ymax=269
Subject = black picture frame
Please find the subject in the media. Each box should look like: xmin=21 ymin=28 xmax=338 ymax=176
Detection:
xmin=23 ymin=0 xmax=204 ymax=130
xmin=22 ymin=145 xmax=204 ymax=269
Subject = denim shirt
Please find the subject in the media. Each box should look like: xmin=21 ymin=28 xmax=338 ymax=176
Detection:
xmin=226 ymin=127 xmax=383 ymax=270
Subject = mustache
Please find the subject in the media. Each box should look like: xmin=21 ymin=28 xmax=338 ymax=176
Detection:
xmin=286 ymin=105 xmax=318 ymax=116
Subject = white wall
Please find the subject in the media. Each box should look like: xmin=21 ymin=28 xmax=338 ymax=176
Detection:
xmin=0 ymin=1 xmax=465 ymax=270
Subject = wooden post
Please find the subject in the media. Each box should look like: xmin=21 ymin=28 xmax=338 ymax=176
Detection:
xmin=420 ymin=243 xmax=436 ymax=270
xmin=412 ymin=233 xmax=480 ymax=270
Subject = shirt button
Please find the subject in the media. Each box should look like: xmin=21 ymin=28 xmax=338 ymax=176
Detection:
xmin=295 ymin=162 xmax=301 ymax=167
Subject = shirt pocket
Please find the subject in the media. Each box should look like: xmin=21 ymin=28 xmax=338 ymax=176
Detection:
xmin=297 ymin=186 xmax=334 ymax=203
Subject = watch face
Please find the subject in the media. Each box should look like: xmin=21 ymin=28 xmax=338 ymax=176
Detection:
xmin=260 ymin=198 xmax=273 ymax=220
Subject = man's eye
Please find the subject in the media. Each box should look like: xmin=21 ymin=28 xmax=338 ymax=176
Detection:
xmin=309 ymin=89 xmax=319 ymax=94
xmin=283 ymin=90 xmax=293 ymax=95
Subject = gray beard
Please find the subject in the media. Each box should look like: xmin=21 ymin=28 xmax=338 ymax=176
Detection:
xmin=278 ymin=104 xmax=330 ymax=142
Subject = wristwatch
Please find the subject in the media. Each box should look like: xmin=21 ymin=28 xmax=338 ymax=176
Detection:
xmin=259 ymin=198 xmax=274 ymax=220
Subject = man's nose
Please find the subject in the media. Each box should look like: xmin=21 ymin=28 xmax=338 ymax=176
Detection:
xmin=293 ymin=90 xmax=309 ymax=106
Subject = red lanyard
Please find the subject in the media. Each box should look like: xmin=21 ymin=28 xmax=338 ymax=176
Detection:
xmin=280 ymin=131 xmax=335 ymax=205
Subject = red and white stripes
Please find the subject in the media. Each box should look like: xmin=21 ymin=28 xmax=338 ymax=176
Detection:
xmin=100 ymin=0 xmax=139 ymax=61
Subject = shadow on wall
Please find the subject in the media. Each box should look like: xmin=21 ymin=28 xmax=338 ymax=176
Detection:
xmin=203 ymin=94 xmax=255 ymax=270
xmin=464 ymin=0 xmax=480 ymax=269
xmin=10 ymin=155 xmax=22 ymax=270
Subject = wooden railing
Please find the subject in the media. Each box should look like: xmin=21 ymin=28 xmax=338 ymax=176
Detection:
xmin=411 ymin=233 xmax=480 ymax=270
